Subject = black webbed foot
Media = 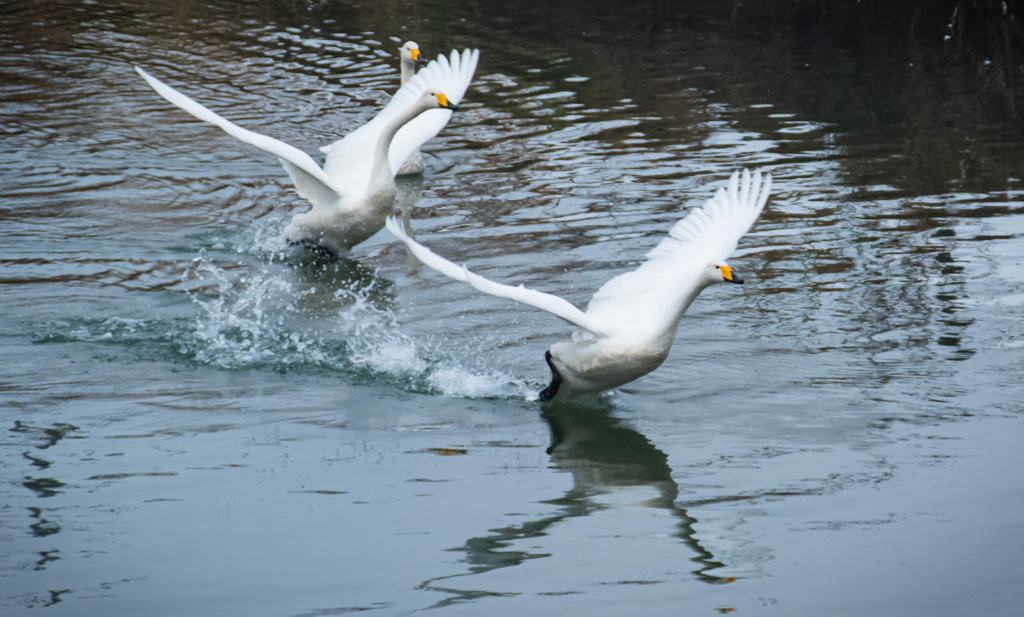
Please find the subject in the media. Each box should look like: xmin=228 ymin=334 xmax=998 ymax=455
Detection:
xmin=538 ymin=350 xmax=562 ymax=402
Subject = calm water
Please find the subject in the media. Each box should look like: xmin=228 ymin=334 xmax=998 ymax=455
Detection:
xmin=3 ymin=1 xmax=1024 ymax=615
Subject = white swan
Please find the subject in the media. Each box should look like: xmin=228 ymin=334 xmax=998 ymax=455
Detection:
xmin=135 ymin=47 xmax=479 ymax=254
xmin=399 ymin=41 xmax=428 ymax=83
xmin=385 ymin=168 xmax=772 ymax=400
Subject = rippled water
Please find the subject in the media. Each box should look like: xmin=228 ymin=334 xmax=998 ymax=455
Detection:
xmin=3 ymin=1 xmax=1024 ymax=615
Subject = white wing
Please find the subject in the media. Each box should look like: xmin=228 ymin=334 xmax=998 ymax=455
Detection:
xmin=385 ymin=48 xmax=479 ymax=173
xmin=586 ymin=168 xmax=771 ymax=319
xmin=657 ymin=167 xmax=771 ymax=263
xmin=385 ymin=217 xmax=608 ymax=337
xmin=322 ymin=49 xmax=479 ymax=184
xmin=134 ymin=66 xmax=343 ymax=209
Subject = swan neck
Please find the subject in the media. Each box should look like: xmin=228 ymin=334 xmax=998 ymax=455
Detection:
xmin=400 ymin=61 xmax=414 ymax=84
xmin=675 ymin=279 xmax=716 ymax=323
xmin=370 ymin=99 xmax=428 ymax=187
xmin=642 ymin=279 xmax=715 ymax=352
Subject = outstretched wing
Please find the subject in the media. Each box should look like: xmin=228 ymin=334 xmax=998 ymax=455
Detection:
xmin=657 ymin=167 xmax=771 ymax=262
xmin=384 ymin=48 xmax=479 ymax=173
xmin=135 ymin=66 xmax=343 ymax=208
xmin=385 ymin=217 xmax=607 ymax=337
xmin=586 ymin=168 xmax=772 ymax=321
xmin=323 ymin=49 xmax=479 ymax=181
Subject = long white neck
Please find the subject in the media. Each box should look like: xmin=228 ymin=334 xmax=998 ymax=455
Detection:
xmin=369 ymin=98 xmax=431 ymax=189
xmin=652 ymin=275 xmax=720 ymax=351
xmin=400 ymin=58 xmax=415 ymax=84
xmin=674 ymin=278 xmax=718 ymax=322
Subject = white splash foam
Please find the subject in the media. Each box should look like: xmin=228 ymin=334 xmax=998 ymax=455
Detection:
xmin=334 ymin=289 xmax=532 ymax=399
xmin=181 ymin=250 xmax=535 ymax=399
xmin=426 ymin=362 xmax=528 ymax=399
xmin=183 ymin=251 xmax=340 ymax=370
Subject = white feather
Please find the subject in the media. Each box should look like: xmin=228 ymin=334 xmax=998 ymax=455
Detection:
xmin=585 ymin=169 xmax=771 ymax=329
xmin=384 ymin=217 xmax=608 ymax=337
xmin=322 ymin=48 xmax=480 ymax=192
xmin=134 ymin=66 xmax=343 ymax=209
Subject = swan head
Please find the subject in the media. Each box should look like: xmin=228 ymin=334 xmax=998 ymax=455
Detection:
xmin=423 ymin=89 xmax=459 ymax=111
xmin=709 ymin=261 xmax=744 ymax=285
xmin=400 ymin=41 xmax=428 ymax=72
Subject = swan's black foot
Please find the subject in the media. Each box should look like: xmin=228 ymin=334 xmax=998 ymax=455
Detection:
xmin=538 ymin=350 xmax=562 ymax=402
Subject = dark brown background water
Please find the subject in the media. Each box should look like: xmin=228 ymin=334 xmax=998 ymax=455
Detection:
xmin=3 ymin=1 xmax=1023 ymax=615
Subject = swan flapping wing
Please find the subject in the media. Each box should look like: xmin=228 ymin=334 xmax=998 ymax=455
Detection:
xmin=385 ymin=217 xmax=607 ymax=337
xmin=134 ymin=66 xmax=344 ymax=209
xmin=323 ymin=49 xmax=479 ymax=182
xmin=382 ymin=48 xmax=479 ymax=174
xmin=655 ymin=168 xmax=772 ymax=264
xmin=586 ymin=169 xmax=771 ymax=318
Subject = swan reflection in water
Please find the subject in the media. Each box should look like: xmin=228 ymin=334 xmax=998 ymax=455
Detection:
xmin=417 ymin=400 xmax=771 ymax=607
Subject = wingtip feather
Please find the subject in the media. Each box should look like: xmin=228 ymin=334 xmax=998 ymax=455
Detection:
xmin=384 ymin=215 xmax=405 ymax=239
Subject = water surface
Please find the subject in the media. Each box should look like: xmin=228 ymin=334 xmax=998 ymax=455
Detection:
xmin=3 ymin=1 xmax=1024 ymax=615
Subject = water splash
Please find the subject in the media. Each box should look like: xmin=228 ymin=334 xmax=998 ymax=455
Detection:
xmin=182 ymin=250 xmax=533 ymax=398
xmin=327 ymin=272 xmax=532 ymax=399
xmin=30 ymin=245 xmax=533 ymax=399
xmin=181 ymin=251 xmax=345 ymax=371
xmin=31 ymin=316 xmax=171 ymax=346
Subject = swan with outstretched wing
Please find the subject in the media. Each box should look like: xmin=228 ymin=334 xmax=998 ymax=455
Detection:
xmin=136 ymin=47 xmax=479 ymax=254
xmin=386 ymin=168 xmax=772 ymax=399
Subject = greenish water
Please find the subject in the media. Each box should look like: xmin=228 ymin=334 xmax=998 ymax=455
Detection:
xmin=3 ymin=1 xmax=1024 ymax=615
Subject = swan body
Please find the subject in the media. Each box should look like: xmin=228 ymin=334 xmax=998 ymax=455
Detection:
xmin=135 ymin=47 xmax=478 ymax=254
xmin=283 ymin=88 xmax=459 ymax=251
xmin=385 ymin=168 xmax=772 ymax=399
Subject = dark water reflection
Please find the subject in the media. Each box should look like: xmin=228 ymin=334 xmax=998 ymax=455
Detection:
xmin=3 ymin=0 xmax=1024 ymax=615
xmin=422 ymin=402 xmax=738 ymax=608
xmin=540 ymin=403 xmax=741 ymax=582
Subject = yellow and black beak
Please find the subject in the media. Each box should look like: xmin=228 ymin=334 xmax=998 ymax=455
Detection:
xmin=720 ymin=265 xmax=743 ymax=284
xmin=435 ymin=93 xmax=459 ymax=111
xmin=411 ymin=49 xmax=428 ymax=69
